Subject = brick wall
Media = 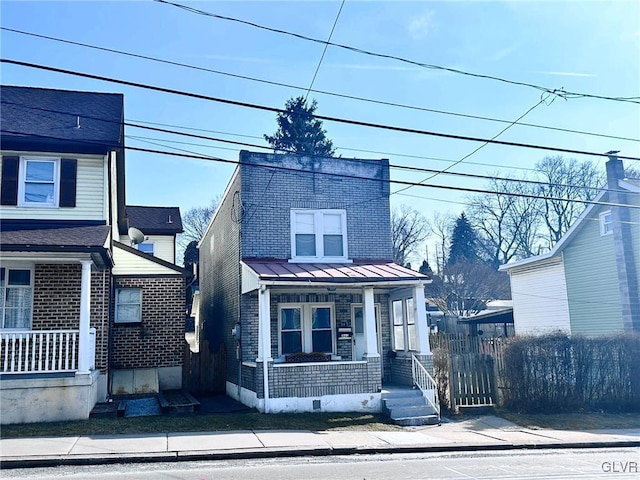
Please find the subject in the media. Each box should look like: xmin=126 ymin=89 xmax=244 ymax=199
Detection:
xmin=389 ymin=354 xmax=434 ymax=386
xmin=238 ymin=151 xmax=393 ymax=261
xmin=32 ymin=264 xmax=110 ymax=372
xmin=110 ymin=276 xmax=185 ymax=369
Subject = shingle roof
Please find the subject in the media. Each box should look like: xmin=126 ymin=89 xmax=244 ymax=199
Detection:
xmin=126 ymin=206 xmax=183 ymax=234
xmin=0 ymin=224 xmax=110 ymax=248
xmin=243 ymin=259 xmax=428 ymax=284
xmin=0 ymin=85 xmax=124 ymax=154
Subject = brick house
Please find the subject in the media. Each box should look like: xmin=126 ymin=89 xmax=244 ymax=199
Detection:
xmin=198 ymin=151 xmax=435 ymax=413
xmin=0 ymin=86 xmax=189 ymax=424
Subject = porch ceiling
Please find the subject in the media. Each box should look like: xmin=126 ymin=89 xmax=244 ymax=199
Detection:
xmin=243 ymin=259 xmax=429 ymax=286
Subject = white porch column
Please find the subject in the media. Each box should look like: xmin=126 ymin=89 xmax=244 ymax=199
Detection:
xmin=413 ymin=284 xmax=431 ymax=354
xmin=363 ymin=286 xmax=379 ymax=357
xmin=258 ymin=286 xmax=272 ymax=413
xmin=77 ymin=260 xmax=93 ymax=374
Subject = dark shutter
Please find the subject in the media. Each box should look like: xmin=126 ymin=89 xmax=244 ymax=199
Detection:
xmin=59 ymin=158 xmax=77 ymax=207
xmin=1 ymin=156 xmax=20 ymax=206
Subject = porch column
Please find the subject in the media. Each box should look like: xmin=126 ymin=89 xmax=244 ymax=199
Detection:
xmin=77 ymin=260 xmax=93 ymax=374
xmin=363 ymin=287 xmax=379 ymax=357
xmin=413 ymin=284 xmax=431 ymax=354
xmin=258 ymin=286 xmax=272 ymax=413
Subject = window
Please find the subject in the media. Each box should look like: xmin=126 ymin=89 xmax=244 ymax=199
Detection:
xmin=115 ymin=288 xmax=142 ymax=323
xmin=392 ymin=297 xmax=418 ymax=352
xmin=136 ymin=242 xmax=154 ymax=256
xmin=290 ymin=209 xmax=349 ymax=262
xmin=279 ymin=303 xmax=335 ymax=355
xmin=0 ymin=267 xmax=33 ymax=329
xmin=18 ymin=157 xmax=59 ymax=207
xmin=600 ymin=211 xmax=613 ymax=236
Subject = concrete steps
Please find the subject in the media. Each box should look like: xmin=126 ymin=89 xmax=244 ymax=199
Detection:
xmin=382 ymin=386 xmax=440 ymax=426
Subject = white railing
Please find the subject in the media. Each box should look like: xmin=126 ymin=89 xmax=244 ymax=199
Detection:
xmin=411 ymin=353 xmax=440 ymax=417
xmin=1 ymin=330 xmax=81 ymax=374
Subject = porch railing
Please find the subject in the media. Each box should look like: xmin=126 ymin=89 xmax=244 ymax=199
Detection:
xmin=411 ymin=353 xmax=440 ymax=417
xmin=1 ymin=330 xmax=94 ymax=374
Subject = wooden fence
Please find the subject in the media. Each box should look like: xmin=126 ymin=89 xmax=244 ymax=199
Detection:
xmin=183 ymin=339 xmax=226 ymax=393
xmin=429 ymin=333 xmax=507 ymax=411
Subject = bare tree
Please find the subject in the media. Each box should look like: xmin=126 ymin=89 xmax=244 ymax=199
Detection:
xmin=427 ymin=261 xmax=511 ymax=318
xmin=176 ymin=197 xmax=219 ymax=266
xmin=428 ymin=211 xmax=453 ymax=275
xmin=468 ymin=176 xmax=542 ymax=266
xmin=391 ymin=204 xmax=429 ymax=267
xmin=536 ymin=156 xmax=604 ymax=248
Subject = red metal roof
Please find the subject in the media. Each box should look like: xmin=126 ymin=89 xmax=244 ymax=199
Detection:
xmin=243 ymin=259 xmax=428 ymax=284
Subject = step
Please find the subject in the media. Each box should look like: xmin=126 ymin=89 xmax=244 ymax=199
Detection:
xmin=392 ymin=414 xmax=441 ymax=427
xmin=383 ymin=396 xmax=428 ymax=409
xmin=381 ymin=388 xmax=423 ymax=400
xmin=389 ymin=405 xmax=437 ymax=419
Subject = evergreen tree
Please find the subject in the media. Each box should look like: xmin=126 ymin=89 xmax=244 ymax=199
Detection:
xmin=264 ymin=96 xmax=336 ymax=156
xmin=447 ymin=213 xmax=480 ymax=266
xmin=418 ymin=259 xmax=433 ymax=275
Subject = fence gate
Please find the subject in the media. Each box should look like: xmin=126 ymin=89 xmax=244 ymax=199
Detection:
xmin=182 ymin=340 xmax=226 ymax=394
xmin=449 ymin=353 xmax=496 ymax=409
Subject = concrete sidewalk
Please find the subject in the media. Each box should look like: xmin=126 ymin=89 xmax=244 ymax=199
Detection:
xmin=1 ymin=415 xmax=639 ymax=468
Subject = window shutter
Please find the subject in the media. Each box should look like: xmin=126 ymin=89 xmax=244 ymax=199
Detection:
xmin=1 ymin=156 xmax=20 ymax=206
xmin=59 ymin=158 xmax=77 ymax=207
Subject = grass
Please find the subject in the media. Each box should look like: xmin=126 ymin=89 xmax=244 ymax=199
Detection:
xmin=495 ymin=410 xmax=640 ymax=431
xmin=0 ymin=411 xmax=401 ymax=439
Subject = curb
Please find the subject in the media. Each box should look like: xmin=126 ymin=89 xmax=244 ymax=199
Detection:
xmin=2 ymin=440 xmax=639 ymax=470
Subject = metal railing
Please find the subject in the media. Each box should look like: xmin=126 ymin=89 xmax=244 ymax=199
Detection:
xmin=1 ymin=330 xmax=81 ymax=374
xmin=411 ymin=353 xmax=440 ymax=417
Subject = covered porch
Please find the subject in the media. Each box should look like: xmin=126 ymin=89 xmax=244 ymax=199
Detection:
xmin=235 ymin=260 xmax=435 ymax=414
xmin=0 ymin=224 xmax=112 ymax=424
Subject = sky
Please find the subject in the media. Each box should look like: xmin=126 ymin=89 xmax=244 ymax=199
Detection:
xmin=1 ymin=0 xmax=639 ymax=264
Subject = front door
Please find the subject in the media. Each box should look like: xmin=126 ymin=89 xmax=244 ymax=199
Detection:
xmin=352 ymin=304 xmax=380 ymax=361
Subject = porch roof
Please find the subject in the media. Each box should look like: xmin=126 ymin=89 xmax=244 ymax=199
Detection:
xmin=0 ymin=224 xmax=112 ymax=266
xmin=242 ymin=259 xmax=428 ymax=286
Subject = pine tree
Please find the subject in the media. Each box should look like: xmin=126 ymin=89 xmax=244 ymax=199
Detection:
xmin=264 ymin=96 xmax=336 ymax=156
xmin=447 ymin=213 xmax=479 ymax=266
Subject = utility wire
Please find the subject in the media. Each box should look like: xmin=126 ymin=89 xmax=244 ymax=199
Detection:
xmin=5 ymin=128 xmax=637 ymax=210
xmin=153 ymin=0 xmax=640 ymax=105
xmin=304 ymin=0 xmax=345 ymax=100
xmin=2 ymin=100 xmax=633 ymax=195
xmin=3 ymin=58 xmax=640 ymax=162
xmin=393 ymin=95 xmax=548 ymax=196
xmin=2 ymin=27 xmax=637 ymax=144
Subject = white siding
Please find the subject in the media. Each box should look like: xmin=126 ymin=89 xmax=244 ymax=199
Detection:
xmin=120 ymin=235 xmax=176 ymax=264
xmin=112 ymin=245 xmax=179 ymax=275
xmin=0 ymin=154 xmax=107 ymax=221
xmin=509 ymin=258 xmax=571 ymax=335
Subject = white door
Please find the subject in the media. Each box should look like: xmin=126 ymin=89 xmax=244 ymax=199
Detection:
xmin=352 ymin=304 xmax=380 ymax=361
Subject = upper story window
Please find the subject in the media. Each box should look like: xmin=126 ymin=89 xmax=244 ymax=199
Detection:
xmin=136 ymin=242 xmax=155 ymax=256
xmin=0 ymin=266 xmax=33 ymax=330
xmin=600 ymin=211 xmax=613 ymax=236
xmin=290 ymin=209 xmax=349 ymax=262
xmin=19 ymin=157 xmax=59 ymax=207
xmin=1 ymin=155 xmax=77 ymax=208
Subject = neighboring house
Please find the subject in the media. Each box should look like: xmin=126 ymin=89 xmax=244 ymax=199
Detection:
xmin=124 ymin=205 xmax=183 ymax=263
xmin=198 ymin=151 xmax=433 ymax=414
xmin=0 ymin=85 xmax=189 ymax=424
xmin=500 ymin=157 xmax=640 ymax=337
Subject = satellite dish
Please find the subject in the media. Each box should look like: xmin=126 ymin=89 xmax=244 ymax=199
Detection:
xmin=128 ymin=227 xmax=145 ymax=246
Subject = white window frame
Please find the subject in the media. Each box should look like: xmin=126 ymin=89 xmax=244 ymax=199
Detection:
xmin=136 ymin=242 xmax=155 ymax=256
xmin=600 ymin=210 xmax=613 ymax=236
xmin=290 ymin=209 xmax=350 ymax=263
xmin=18 ymin=156 xmax=60 ymax=208
xmin=114 ymin=288 xmax=142 ymax=324
xmin=0 ymin=264 xmax=34 ymax=330
xmin=391 ymin=296 xmax=418 ymax=353
xmin=278 ymin=303 xmax=336 ymax=356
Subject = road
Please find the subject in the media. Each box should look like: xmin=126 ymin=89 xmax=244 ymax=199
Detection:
xmin=3 ymin=448 xmax=639 ymax=479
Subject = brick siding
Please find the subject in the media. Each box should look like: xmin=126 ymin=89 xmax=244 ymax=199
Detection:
xmin=110 ymin=276 xmax=185 ymax=369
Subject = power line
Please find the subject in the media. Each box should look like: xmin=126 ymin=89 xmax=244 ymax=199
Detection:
xmin=3 ymin=58 xmax=640 ymax=162
xmin=153 ymin=0 xmax=640 ymax=105
xmin=304 ymin=0 xmax=345 ymax=100
xmin=2 ymin=26 xmax=637 ymax=144
xmin=2 ymin=100 xmax=631 ymax=195
xmin=4 ymin=128 xmax=636 ymax=210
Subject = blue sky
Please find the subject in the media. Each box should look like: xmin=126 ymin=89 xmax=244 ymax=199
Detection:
xmin=2 ymin=1 xmax=639 ymax=250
